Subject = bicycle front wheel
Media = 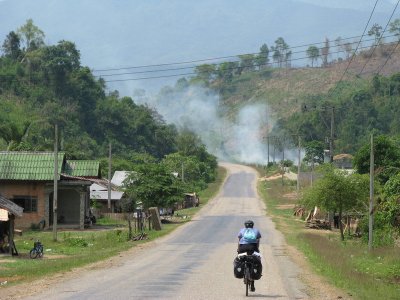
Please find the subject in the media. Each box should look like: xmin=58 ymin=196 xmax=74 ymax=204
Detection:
xmin=29 ymin=248 xmax=38 ymax=259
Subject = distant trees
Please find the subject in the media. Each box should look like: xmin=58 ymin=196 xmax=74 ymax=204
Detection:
xmin=255 ymin=43 xmax=269 ymax=69
xmin=303 ymin=140 xmax=324 ymax=165
xmin=306 ymin=45 xmax=319 ymax=67
xmin=389 ymin=18 xmax=400 ymax=40
xmin=368 ymin=23 xmax=383 ymax=46
xmin=320 ymin=38 xmax=330 ymax=67
xmin=1 ymin=31 xmax=21 ymax=60
xmin=238 ymin=54 xmax=256 ymax=72
xmin=271 ymin=37 xmax=291 ymax=68
xmin=16 ymin=19 xmax=45 ymax=52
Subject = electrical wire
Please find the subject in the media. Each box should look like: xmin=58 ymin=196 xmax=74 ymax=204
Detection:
xmin=92 ymin=33 xmax=385 ymax=73
xmin=332 ymin=0 xmax=380 ymax=88
xmin=358 ymin=0 xmax=400 ymax=76
xmin=95 ymin=35 xmax=395 ymax=78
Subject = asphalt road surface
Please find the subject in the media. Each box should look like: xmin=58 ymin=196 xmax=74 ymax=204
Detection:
xmin=25 ymin=163 xmax=308 ymax=299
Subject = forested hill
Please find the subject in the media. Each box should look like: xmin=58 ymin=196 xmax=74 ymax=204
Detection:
xmin=154 ymin=39 xmax=400 ymax=156
xmin=0 ymin=21 xmax=213 ymax=167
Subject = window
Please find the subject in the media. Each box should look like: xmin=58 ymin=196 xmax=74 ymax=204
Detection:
xmin=13 ymin=196 xmax=37 ymax=213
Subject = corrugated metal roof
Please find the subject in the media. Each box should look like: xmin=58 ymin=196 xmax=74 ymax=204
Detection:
xmin=111 ymin=171 xmax=132 ymax=186
xmin=0 ymin=195 xmax=23 ymax=216
xmin=65 ymin=160 xmax=100 ymax=177
xmin=0 ymin=152 xmax=65 ymax=181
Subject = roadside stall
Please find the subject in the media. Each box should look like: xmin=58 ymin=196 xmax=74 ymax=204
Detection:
xmin=0 ymin=195 xmax=23 ymax=255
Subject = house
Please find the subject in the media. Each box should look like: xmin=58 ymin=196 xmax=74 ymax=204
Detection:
xmin=333 ymin=154 xmax=354 ymax=169
xmin=90 ymin=171 xmax=131 ymax=213
xmin=0 ymin=195 xmax=23 ymax=255
xmin=0 ymin=152 xmax=100 ymax=230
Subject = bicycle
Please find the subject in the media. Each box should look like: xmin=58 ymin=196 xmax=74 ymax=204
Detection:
xmin=29 ymin=240 xmax=44 ymax=259
xmin=236 ymin=253 xmax=262 ymax=296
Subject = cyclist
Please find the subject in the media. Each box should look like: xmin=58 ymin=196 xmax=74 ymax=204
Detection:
xmin=237 ymin=220 xmax=262 ymax=292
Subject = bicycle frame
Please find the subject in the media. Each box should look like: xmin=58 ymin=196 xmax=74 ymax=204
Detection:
xmin=243 ymin=257 xmax=254 ymax=296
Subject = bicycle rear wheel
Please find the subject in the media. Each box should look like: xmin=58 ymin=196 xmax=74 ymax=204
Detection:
xmin=245 ymin=268 xmax=251 ymax=296
xmin=29 ymin=248 xmax=38 ymax=259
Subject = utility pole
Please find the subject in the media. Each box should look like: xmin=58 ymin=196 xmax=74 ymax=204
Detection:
xmin=267 ymin=136 xmax=270 ymax=166
xmin=281 ymin=137 xmax=285 ymax=186
xmin=297 ymin=135 xmax=301 ymax=196
xmin=369 ymin=134 xmax=374 ymax=251
xmin=108 ymin=142 xmax=112 ymax=211
xmin=53 ymin=124 xmax=58 ymax=242
xmin=273 ymin=136 xmax=276 ymax=163
xmin=329 ymin=106 xmax=335 ymax=163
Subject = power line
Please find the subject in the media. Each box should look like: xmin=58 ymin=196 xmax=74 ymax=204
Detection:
xmin=92 ymin=33 xmax=388 ymax=73
xmin=95 ymin=35 xmax=395 ymax=79
xmin=0 ymin=38 xmax=397 ymax=85
xmin=375 ymin=38 xmax=400 ymax=74
xmin=333 ymin=0 xmax=380 ymax=89
xmin=103 ymin=41 xmax=400 ymax=82
xmin=358 ymin=0 xmax=400 ymax=76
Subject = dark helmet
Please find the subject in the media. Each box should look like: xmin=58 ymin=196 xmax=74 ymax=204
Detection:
xmin=244 ymin=220 xmax=254 ymax=228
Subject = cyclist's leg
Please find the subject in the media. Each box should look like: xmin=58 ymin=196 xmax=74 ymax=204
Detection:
xmin=251 ymin=280 xmax=255 ymax=292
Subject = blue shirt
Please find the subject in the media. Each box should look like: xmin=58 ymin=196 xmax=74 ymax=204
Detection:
xmin=238 ymin=227 xmax=261 ymax=244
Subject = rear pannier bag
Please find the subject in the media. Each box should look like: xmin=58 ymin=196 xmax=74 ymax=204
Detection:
xmin=233 ymin=257 xmax=244 ymax=278
xmin=244 ymin=255 xmax=262 ymax=280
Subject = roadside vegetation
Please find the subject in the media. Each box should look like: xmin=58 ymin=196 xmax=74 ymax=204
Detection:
xmin=257 ymin=162 xmax=400 ymax=300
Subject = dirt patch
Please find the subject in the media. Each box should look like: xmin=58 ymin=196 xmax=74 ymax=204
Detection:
xmin=283 ymin=192 xmax=297 ymax=200
xmin=276 ymin=204 xmax=296 ymax=210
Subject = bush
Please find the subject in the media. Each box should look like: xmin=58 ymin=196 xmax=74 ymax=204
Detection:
xmin=359 ymin=213 xmax=398 ymax=247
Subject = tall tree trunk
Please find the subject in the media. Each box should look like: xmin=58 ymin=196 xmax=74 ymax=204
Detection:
xmin=339 ymin=208 xmax=344 ymax=241
xmin=128 ymin=214 xmax=132 ymax=239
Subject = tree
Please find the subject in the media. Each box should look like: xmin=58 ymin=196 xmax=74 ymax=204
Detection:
xmin=194 ymin=64 xmax=216 ymax=86
xmin=303 ymin=140 xmax=324 ymax=165
xmin=301 ymin=164 xmax=369 ymax=240
xmin=217 ymin=61 xmax=236 ymax=82
xmin=368 ymin=23 xmax=383 ymax=46
xmin=271 ymin=37 xmax=290 ymax=68
xmin=306 ymin=45 xmax=320 ymax=67
xmin=124 ymin=162 xmax=186 ymax=210
xmin=255 ymin=44 xmax=269 ymax=69
xmin=389 ymin=18 xmax=400 ymax=40
xmin=238 ymin=54 xmax=255 ymax=72
xmin=16 ymin=19 xmax=45 ymax=51
xmin=42 ymin=40 xmax=81 ymax=91
xmin=1 ymin=31 xmax=21 ymax=60
xmin=321 ymin=38 xmax=330 ymax=67
xmin=353 ymin=135 xmax=400 ymax=184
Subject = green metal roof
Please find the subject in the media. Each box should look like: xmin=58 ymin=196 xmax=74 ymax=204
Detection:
xmin=64 ymin=160 xmax=100 ymax=177
xmin=0 ymin=152 xmax=65 ymax=181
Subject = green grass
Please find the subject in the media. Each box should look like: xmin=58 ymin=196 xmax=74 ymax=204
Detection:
xmin=0 ymin=166 xmax=227 ymax=287
xmin=258 ymin=178 xmax=400 ymax=300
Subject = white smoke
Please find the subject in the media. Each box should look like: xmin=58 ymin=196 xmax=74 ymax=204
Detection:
xmin=135 ymin=85 xmax=295 ymax=165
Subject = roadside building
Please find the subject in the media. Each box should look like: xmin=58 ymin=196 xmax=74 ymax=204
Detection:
xmin=0 ymin=152 xmax=100 ymax=229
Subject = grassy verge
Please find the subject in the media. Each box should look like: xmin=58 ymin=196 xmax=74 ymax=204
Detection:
xmin=258 ymin=177 xmax=400 ymax=300
xmin=0 ymin=166 xmax=227 ymax=287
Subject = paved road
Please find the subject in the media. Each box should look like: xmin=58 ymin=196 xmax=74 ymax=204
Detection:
xmin=25 ymin=163 xmax=308 ymax=299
